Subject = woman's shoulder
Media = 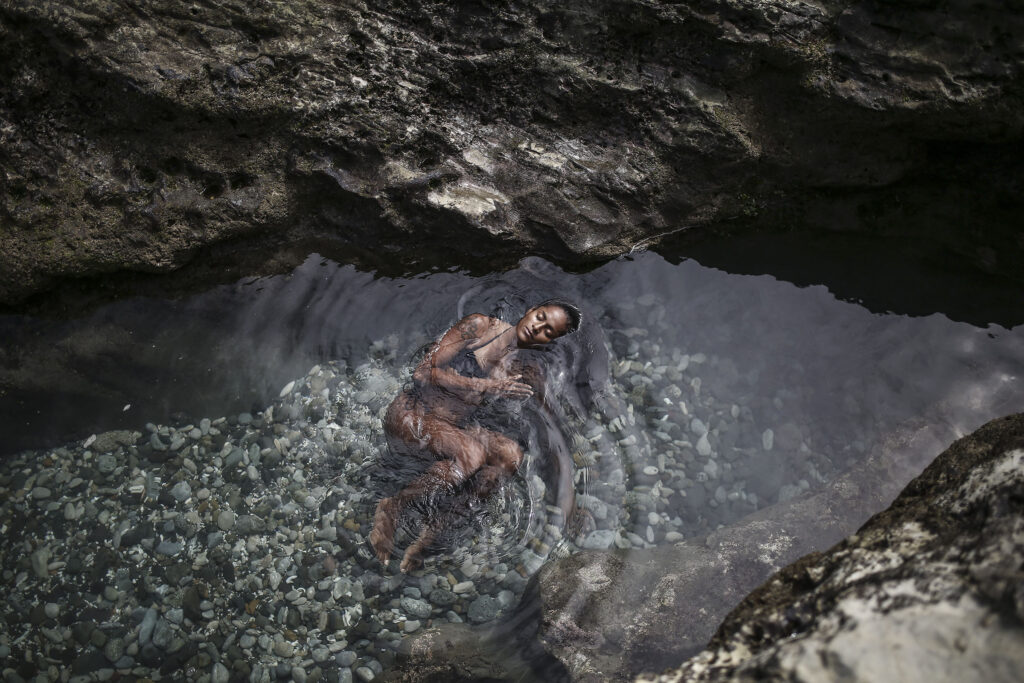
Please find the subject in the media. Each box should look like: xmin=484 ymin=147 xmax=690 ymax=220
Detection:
xmin=454 ymin=313 xmax=505 ymax=338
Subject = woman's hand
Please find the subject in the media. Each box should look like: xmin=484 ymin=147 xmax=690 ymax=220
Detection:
xmin=485 ymin=375 xmax=534 ymax=399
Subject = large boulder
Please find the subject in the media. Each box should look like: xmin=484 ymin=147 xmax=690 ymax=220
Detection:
xmin=643 ymin=412 xmax=1024 ymax=682
xmin=2 ymin=0 xmax=1022 ymax=306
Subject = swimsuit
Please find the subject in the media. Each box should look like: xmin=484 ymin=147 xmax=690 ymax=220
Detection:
xmin=449 ymin=348 xmax=489 ymax=380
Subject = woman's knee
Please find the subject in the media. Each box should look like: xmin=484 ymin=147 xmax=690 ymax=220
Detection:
xmin=492 ymin=440 xmax=523 ymax=475
xmin=472 ymin=465 xmax=506 ymax=498
xmin=455 ymin=441 xmax=487 ymax=478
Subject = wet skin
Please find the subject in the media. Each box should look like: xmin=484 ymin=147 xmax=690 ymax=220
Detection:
xmin=370 ymin=305 xmax=570 ymax=572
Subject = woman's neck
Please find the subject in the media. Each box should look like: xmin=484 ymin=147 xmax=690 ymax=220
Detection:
xmin=492 ymin=325 xmax=519 ymax=354
xmin=475 ymin=324 xmax=519 ymax=365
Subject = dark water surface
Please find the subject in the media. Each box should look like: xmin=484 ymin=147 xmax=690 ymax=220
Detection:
xmin=0 ymin=249 xmax=1022 ymax=680
xmin=2 ymin=251 xmax=1020 ymax=458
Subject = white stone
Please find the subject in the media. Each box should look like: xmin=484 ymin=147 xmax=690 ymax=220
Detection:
xmin=426 ymin=182 xmax=509 ymax=219
xmin=582 ymin=530 xmax=616 ymax=550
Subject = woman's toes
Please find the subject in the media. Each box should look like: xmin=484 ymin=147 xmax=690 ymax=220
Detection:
xmin=400 ymin=548 xmax=423 ymax=574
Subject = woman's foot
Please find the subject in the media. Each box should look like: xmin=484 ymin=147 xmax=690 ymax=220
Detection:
xmin=369 ymin=497 xmax=399 ymax=565
xmin=400 ymin=523 xmax=438 ymax=573
xmin=399 ymin=546 xmax=425 ymax=574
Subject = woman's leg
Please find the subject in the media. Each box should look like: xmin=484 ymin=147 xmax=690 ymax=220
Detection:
xmin=469 ymin=425 xmax=524 ymax=477
xmin=371 ymin=414 xmax=489 ymax=566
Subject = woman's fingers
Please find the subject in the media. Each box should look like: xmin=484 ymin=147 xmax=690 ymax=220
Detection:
xmin=502 ymin=380 xmax=533 ymax=397
xmin=484 ymin=376 xmax=532 ymax=398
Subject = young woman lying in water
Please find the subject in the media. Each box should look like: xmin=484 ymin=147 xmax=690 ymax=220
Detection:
xmin=370 ymin=300 xmax=582 ymax=572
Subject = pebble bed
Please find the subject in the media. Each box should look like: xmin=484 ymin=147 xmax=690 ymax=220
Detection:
xmin=0 ymin=299 xmax=857 ymax=682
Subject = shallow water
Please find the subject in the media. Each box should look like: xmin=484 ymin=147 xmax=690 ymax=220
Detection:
xmin=0 ymin=251 xmax=1021 ymax=680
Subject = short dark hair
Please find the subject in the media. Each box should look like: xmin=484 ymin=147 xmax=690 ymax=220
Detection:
xmin=538 ymin=299 xmax=582 ymax=335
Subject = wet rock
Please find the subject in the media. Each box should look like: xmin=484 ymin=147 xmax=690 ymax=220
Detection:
xmin=428 ymin=589 xmax=456 ymax=607
xmin=92 ymin=430 xmax=137 ymax=454
xmin=235 ymin=515 xmax=264 ymax=535
xmin=96 ymin=454 xmax=118 ymax=475
xmin=648 ymin=413 xmax=1024 ymax=682
xmin=467 ymin=596 xmax=501 ymax=624
xmin=169 ymin=481 xmax=191 ymax=502
xmin=138 ymin=608 xmax=157 ymax=644
xmin=72 ymin=621 xmax=96 ymax=645
xmin=156 ymin=541 xmax=183 ymax=556
xmin=581 ymin=530 xmax=615 ymax=550
xmin=216 ymin=510 xmax=235 ymax=531
xmin=182 ymin=587 xmax=203 ymax=621
xmin=103 ymin=637 xmax=125 ymax=663
xmin=400 ymin=597 xmax=431 ymax=620
xmin=211 ymin=663 xmax=229 ymax=683
xmin=151 ymin=618 xmax=172 ymax=648
xmin=150 ymin=433 xmax=168 ymax=452
xmin=30 ymin=548 xmax=49 ymax=579
xmin=71 ymin=650 xmax=109 ymax=676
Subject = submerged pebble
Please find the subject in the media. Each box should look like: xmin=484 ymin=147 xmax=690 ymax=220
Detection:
xmin=0 ymin=313 xmax=847 ymax=682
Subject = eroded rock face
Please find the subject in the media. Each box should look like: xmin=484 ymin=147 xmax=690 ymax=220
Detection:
xmin=2 ymin=0 xmax=1023 ymax=306
xmin=643 ymin=412 xmax=1024 ymax=683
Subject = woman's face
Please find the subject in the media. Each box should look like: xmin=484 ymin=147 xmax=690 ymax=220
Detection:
xmin=516 ymin=305 xmax=570 ymax=347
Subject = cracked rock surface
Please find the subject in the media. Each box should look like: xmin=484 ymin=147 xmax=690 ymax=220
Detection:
xmin=2 ymin=0 xmax=1023 ymax=306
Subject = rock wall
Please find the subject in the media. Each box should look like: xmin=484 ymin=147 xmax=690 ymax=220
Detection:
xmin=642 ymin=412 xmax=1024 ymax=682
xmin=2 ymin=0 xmax=1023 ymax=307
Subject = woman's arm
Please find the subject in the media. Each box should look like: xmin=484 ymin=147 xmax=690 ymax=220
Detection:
xmin=518 ymin=359 xmax=591 ymax=533
xmin=524 ymin=365 xmax=579 ymax=529
xmin=413 ymin=314 xmax=530 ymax=403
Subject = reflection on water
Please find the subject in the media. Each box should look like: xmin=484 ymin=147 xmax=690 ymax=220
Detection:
xmin=0 ymin=251 xmax=1021 ymax=680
